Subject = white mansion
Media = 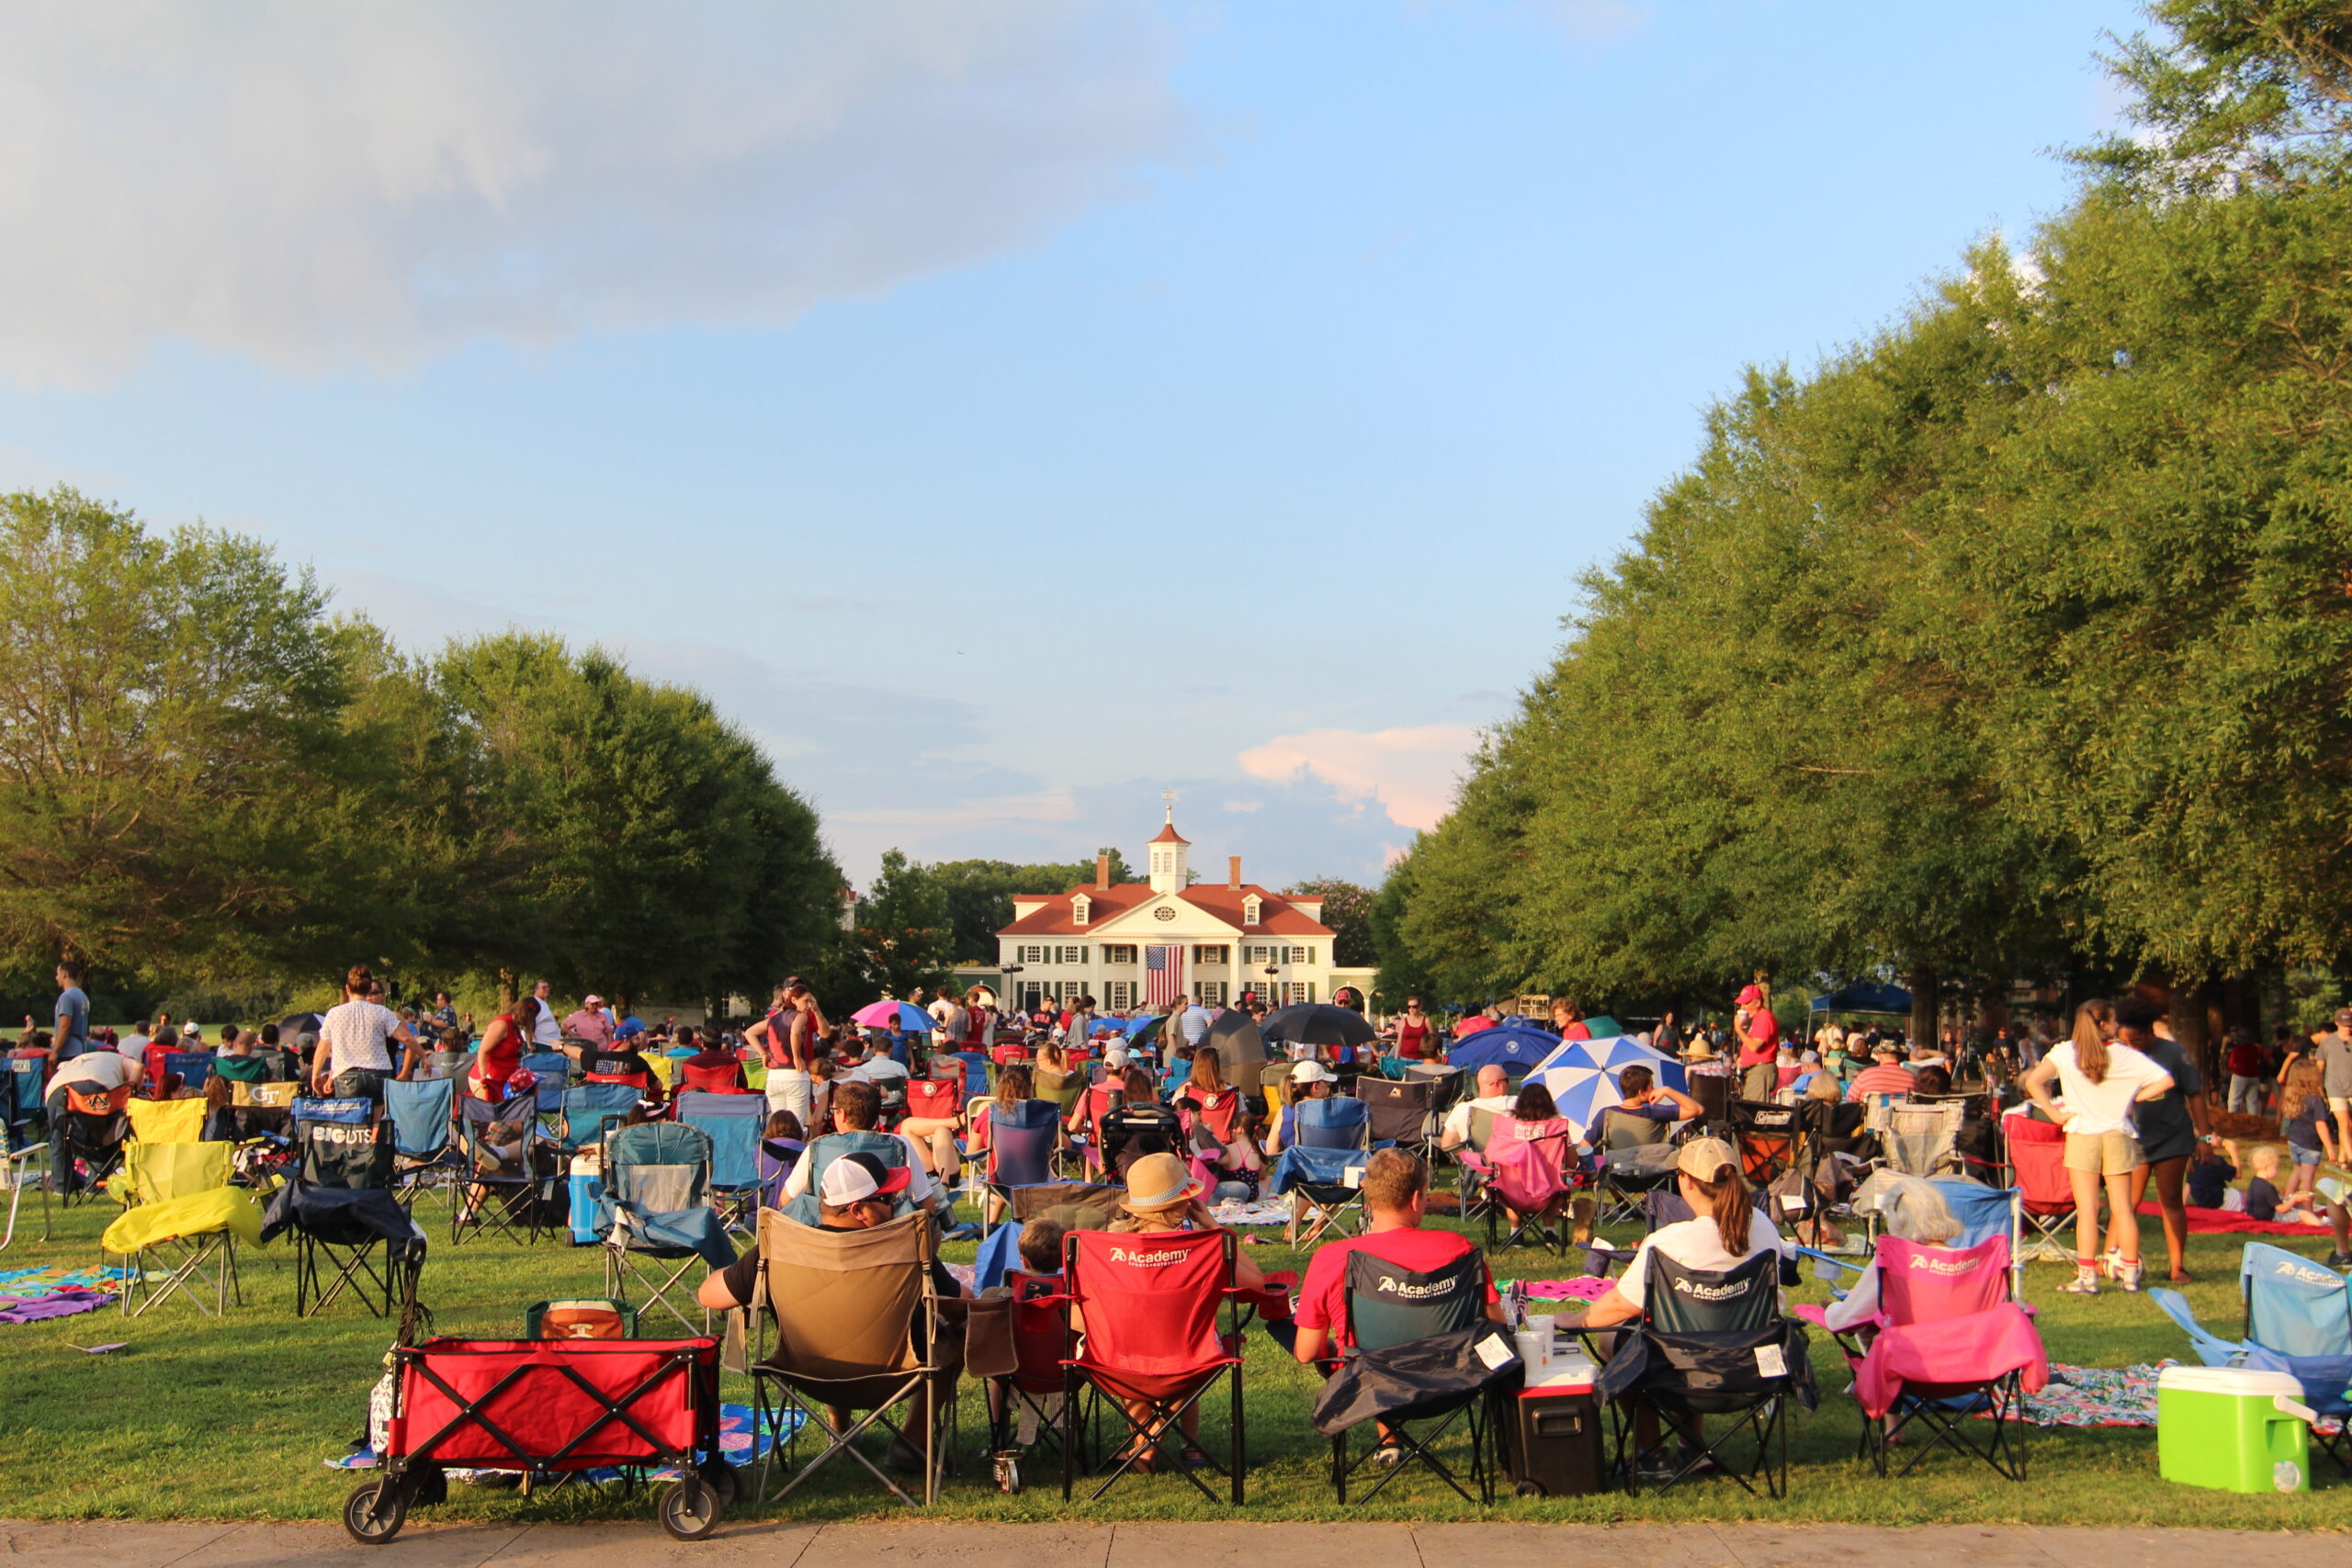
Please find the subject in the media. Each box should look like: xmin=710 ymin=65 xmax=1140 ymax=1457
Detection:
xmin=993 ymin=817 xmax=1346 ymax=1012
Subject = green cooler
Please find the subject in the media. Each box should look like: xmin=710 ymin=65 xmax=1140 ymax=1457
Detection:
xmin=2155 ymin=1366 xmax=2317 ymax=1493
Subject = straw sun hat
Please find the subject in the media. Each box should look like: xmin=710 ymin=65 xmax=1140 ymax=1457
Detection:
xmin=1119 ymin=1152 xmax=1207 ymax=1217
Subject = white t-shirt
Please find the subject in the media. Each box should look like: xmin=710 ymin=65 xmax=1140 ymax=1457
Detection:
xmin=2044 ymin=1041 xmax=2172 ymax=1137
xmin=320 ymin=999 xmax=401 ymax=1077
xmin=778 ymin=1132 xmax=938 ymax=1207
xmin=1442 ymin=1094 xmax=1517 ymax=1146
xmin=530 ymin=1001 xmax=562 ymax=1049
xmin=51 ymin=1052 xmax=130 ymax=1095
xmin=1617 ymin=1212 xmax=1791 ymax=1309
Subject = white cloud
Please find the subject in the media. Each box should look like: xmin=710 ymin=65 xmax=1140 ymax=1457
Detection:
xmin=1235 ymin=723 xmax=1478 ymax=833
xmin=1425 ymin=0 xmax=1647 ymax=47
xmin=0 ymin=1 xmax=1192 ymax=387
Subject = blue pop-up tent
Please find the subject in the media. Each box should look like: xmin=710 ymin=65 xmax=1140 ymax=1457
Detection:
xmin=1808 ymin=982 xmax=1912 ymax=1016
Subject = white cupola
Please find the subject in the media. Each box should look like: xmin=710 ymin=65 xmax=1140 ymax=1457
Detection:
xmin=1147 ymin=810 xmax=1192 ymax=896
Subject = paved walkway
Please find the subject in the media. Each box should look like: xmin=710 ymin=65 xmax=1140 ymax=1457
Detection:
xmin=0 ymin=1520 xmax=2331 ymax=1568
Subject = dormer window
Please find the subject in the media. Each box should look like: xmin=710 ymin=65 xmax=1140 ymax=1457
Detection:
xmin=1242 ymin=895 xmax=1261 ymax=927
xmin=1071 ymin=895 xmax=1091 ymax=926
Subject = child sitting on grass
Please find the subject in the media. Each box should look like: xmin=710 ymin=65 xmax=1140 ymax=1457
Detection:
xmin=2187 ymin=1139 xmax=2237 ymax=1210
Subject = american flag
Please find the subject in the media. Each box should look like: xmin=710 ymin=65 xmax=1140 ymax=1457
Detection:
xmin=1145 ymin=944 xmax=1185 ymax=1009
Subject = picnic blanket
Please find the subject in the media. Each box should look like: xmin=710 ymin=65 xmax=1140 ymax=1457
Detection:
xmin=1991 ymin=1360 xmax=2177 ymax=1427
xmin=2137 ymin=1202 xmax=2334 ymax=1235
xmin=1519 ymin=1277 xmax=1616 ymax=1304
xmin=0 ymin=1265 xmax=123 ymax=1325
xmin=1210 ymin=1198 xmax=1294 ymax=1227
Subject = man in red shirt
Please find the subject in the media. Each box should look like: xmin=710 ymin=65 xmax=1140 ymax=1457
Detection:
xmin=1735 ymin=983 xmax=1781 ymax=1100
xmin=1289 ymin=1148 xmax=1503 ymax=1368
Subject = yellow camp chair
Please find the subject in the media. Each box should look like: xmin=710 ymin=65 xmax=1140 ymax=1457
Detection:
xmin=103 ymin=1140 xmax=261 ymax=1316
xmin=124 ymin=1096 xmax=209 ymax=1145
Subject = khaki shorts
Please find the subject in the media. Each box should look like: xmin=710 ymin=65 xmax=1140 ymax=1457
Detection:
xmin=2064 ymin=1129 xmax=2143 ymax=1176
xmin=2329 ymin=1096 xmax=2350 ymax=1113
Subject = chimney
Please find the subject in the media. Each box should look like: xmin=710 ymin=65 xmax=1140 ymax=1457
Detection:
xmin=1095 ymin=853 xmax=1111 ymax=890
xmin=1227 ymin=855 xmax=1242 ymax=890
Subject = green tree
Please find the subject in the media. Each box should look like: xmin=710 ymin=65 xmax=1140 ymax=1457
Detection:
xmin=1285 ymin=876 xmax=1377 ymax=967
xmin=0 ymin=489 xmax=432 ymax=987
xmin=896 ymin=850 xmax=1135 ymax=963
xmin=854 ymin=849 xmax=956 ymax=998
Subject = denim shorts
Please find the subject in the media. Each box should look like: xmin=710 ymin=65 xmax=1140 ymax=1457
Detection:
xmin=2290 ymin=1144 xmax=2323 ymax=1167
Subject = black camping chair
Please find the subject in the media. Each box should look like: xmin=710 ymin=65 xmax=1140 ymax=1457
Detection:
xmin=1357 ymin=1077 xmax=1441 ymax=1165
xmin=262 ymin=1098 xmax=424 ymax=1318
xmin=1590 ymin=1247 xmax=1814 ymax=1497
xmin=1095 ymin=1101 xmax=1184 ymax=1178
xmin=1590 ymin=1108 xmax=1679 ymax=1227
xmin=1313 ymin=1247 xmax=1513 ymax=1504
xmin=1731 ymin=1100 xmax=1802 ymax=1185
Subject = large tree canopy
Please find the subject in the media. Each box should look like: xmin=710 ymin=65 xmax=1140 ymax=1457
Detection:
xmin=1383 ymin=1 xmax=2352 ymax=1030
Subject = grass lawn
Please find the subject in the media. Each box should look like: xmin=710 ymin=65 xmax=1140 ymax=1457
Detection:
xmin=3 ymin=1175 xmax=2349 ymax=1530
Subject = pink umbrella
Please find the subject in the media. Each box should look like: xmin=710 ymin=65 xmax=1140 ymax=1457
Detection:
xmin=853 ymin=1000 xmax=931 ymax=1031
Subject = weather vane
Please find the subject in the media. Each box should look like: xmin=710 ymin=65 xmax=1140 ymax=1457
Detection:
xmin=1162 ymin=787 xmax=1175 ymax=822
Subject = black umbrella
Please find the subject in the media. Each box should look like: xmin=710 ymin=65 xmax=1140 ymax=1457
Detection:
xmin=1202 ymin=1010 xmax=1269 ymax=1074
xmin=278 ymin=1011 xmax=325 ymax=1040
xmin=1261 ymin=1003 xmax=1378 ymax=1050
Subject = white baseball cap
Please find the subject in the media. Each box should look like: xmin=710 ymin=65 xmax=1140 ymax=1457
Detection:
xmin=817 ymin=1152 xmax=911 ymax=1206
xmin=1292 ymin=1060 xmax=1332 ymax=1085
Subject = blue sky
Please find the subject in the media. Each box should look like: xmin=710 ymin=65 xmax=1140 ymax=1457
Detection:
xmin=0 ymin=0 xmax=2144 ymax=889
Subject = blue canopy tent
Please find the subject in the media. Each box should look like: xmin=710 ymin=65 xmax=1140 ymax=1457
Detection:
xmin=1444 ymin=1025 xmax=1560 ymax=1075
xmin=1808 ymin=982 xmax=1912 ymax=1016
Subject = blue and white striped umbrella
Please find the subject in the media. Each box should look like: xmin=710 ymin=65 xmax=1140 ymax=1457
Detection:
xmin=1530 ymin=1034 xmax=1688 ymax=1093
xmin=1526 ymin=1063 xmax=1616 ymax=1143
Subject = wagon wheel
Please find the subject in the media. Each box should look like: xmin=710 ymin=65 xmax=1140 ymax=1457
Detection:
xmin=342 ymin=1479 xmax=409 ymax=1544
xmin=659 ymin=1474 xmax=721 ymax=1540
xmin=696 ymin=1458 xmax=741 ymax=1507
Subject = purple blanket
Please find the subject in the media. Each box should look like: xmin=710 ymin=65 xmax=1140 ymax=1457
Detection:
xmin=0 ymin=1283 xmax=114 ymax=1323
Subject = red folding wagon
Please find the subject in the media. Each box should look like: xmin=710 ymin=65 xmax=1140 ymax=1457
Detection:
xmin=343 ymin=1335 xmax=729 ymax=1542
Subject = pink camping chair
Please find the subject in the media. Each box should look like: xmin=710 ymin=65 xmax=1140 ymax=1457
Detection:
xmin=1804 ymin=1234 xmax=2047 ymax=1481
xmin=1474 ymin=1127 xmax=1576 ymax=1256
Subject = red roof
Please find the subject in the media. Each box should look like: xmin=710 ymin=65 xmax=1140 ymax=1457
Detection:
xmin=1149 ymin=820 xmax=1190 ymax=845
xmin=996 ymin=882 xmax=1332 ymax=939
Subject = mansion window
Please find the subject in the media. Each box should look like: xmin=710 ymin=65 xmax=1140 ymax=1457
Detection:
xmin=1283 ymin=981 xmax=1317 ymax=1005
xmin=1059 ymin=945 xmax=1087 ymax=964
xmin=1071 ymin=896 xmax=1090 ymax=925
xmin=1102 ymin=944 xmax=1137 ymax=964
xmin=1242 ymin=896 xmax=1261 ymax=925
xmin=1288 ymin=946 xmax=1314 ymax=964
xmin=1015 ymin=944 xmax=1046 ymax=963
xmin=1193 ymin=944 xmax=1229 ymax=965
xmin=1105 ymin=980 xmax=1135 ymax=1010
xmin=1196 ymin=981 xmax=1228 ymax=1006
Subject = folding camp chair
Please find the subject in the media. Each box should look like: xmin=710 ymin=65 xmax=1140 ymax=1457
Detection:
xmin=904 ymin=1077 xmax=962 ymax=1125
xmin=105 ymin=1138 xmax=254 ymax=1317
xmin=1059 ymin=1226 xmax=1250 ymax=1505
xmin=1800 ymin=1234 xmax=2043 ymax=1480
xmin=2152 ymin=1243 xmax=2352 ymax=1475
xmin=1687 ymin=1072 xmax=1733 ymax=1129
xmin=383 ymin=1076 xmax=459 ymax=1213
xmin=603 ymin=1121 xmax=730 ymax=1335
xmin=550 ymin=1083 xmax=643 ymax=1156
xmin=675 ymin=1090 xmax=764 ymax=1237
xmin=161 ymin=1050 xmax=213 ymax=1096
xmin=1357 ymin=1077 xmax=1441 ymax=1165
xmin=268 ymin=1098 xmax=423 ymax=1319
xmin=1257 ymin=1063 xmax=1295 ymax=1121
xmin=1275 ymin=1098 xmax=1373 ymax=1247
xmin=1731 ymin=1100 xmax=1801 ymax=1184
xmin=789 ymin=1130 xmax=916 ymax=1219
xmin=58 ymin=1082 xmax=135 ymax=1202
xmin=2000 ymin=1112 xmax=2075 ymax=1263
xmin=951 ymin=1052 xmax=990 ymax=1098
xmin=1403 ymin=1061 xmax=1467 ymax=1117
xmin=1096 ymin=1102 xmax=1184 ymax=1178
xmin=978 ymin=1099 xmax=1064 ymax=1229
xmin=1592 ymin=1247 xmax=1813 ymax=1497
xmin=1317 ymin=1247 xmax=1511 ymax=1504
xmin=750 ymin=1207 xmax=955 ymax=1506
xmin=1878 ymin=1099 xmax=1964 ymax=1178
xmin=986 ymin=1269 xmax=1075 ymax=1488
xmin=519 ymin=1051 xmax=573 ymax=1111
xmin=1472 ymin=1126 xmax=1578 ymax=1256
xmin=4 ymin=1055 xmax=45 ymax=1154
xmin=452 ymin=1093 xmax=553 ymax=1246
xmin=1592 ymin=1108 xmax=1679 ymax=1226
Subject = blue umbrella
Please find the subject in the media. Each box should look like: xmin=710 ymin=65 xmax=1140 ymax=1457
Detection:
xmin=1532 ymin=1034 xmax=1688 ymax=1092
xmin=1527 ymin=1064 xmax=1617 ymax=1142
xmin=1445 ymin=1025 xmax=1562 ymax=1073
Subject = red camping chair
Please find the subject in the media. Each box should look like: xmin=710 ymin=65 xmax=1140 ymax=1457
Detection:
xmin=1069 ymin=1081 xmax=1120 ymax=1172
xmin=987 ymin=1269 xmax=1074 ymax=1487
xmin=2001 ymin=1113 xmax=2075 ymax=1260
xmin=904 ymin=1077 xmax=962 ymax=1123
xmin=679 ymin=1062 xmax=748 ymax=1096
xmin=1799 ymin=1234 xmax=2047 ymax=1480
xmin=1057 ymin=1227 xmax=1250 ymax=1505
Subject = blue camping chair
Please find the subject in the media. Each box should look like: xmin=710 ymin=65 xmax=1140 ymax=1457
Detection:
xmin=601 ymin=1120 xmax=732 ymax=1334
xmin=382 ymin=1077 xmax=458 ymax=1213
xmin=550 ymin=1083 xmax=641 ymax=1153
xmin=2151 ymin=1241 xmax=2352 ymax=1474
xmin=162 ymin=1051 xmax=213 ymax=1093
xmin=5 ymin=1056 xmax=45 ymax=1152
xmin=782 ymin=1130 xmax=915 ymax=1226
xmin=675 ymin=1089 xmax=764 ymax=1236
xmin=982 ymin=1099 xmax=1066 ymax=1234
xmin=519 ymin=1051 xmax=572 ymax=1111
xmin=451 ymin=1093 xmax=552 ymax=1247
xmin=1276 ymin=1097 xmax=1374 ymax=1247
xmin=952 ymin=1052 xmax=989 ymax=1097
